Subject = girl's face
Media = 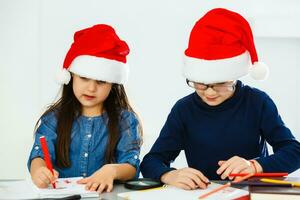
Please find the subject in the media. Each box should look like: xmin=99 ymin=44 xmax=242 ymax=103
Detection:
xmin=72 ymin=74 xmax=112 ymax=116
xmin=190 ymin=81 xmax=236 ymax=106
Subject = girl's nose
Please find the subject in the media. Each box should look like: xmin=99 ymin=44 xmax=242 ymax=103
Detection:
xmin=87 ymin=80 xmax=97 ymax=91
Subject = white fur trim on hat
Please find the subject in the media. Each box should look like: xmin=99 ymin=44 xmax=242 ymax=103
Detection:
xmin=250 ymin=61 xmax=269 ymax=80
xmin=56 ymin=68 xmax=71 ymax=85
xmin=68 ymin=55 xmax=129 ymax=84
xmin=183 ymin=51 xmax=251 ymax=84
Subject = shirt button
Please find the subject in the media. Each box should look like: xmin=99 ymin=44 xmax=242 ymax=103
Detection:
xmin=84 ymin=153 xmax=88 ymax=157
xmin=88 ymin=118 xmax=92 ymax=121
xmin=34 ymin=146 xmax=39 ymax=150
xmin=87 ymin=134 xmax=91 ymax=138
xmin=134 ymin=155 xmax=138 ymax=159
xmin=82 ymin=173 xmax=86 ymax=177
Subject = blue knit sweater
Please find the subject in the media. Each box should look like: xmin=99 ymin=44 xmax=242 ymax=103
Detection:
xmin=141 ymin=81 xmax=300 ymax=180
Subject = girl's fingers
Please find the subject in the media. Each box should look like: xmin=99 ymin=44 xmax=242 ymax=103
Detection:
xmin=97 ymin=183 xmax=106 ymax=193
xmin=89 ymin=182 xmax=100 ymax=191
xmin=36 ymin=176 xmax=48 ymax=188
xmin=106 ymin=183 xmax=113 ymax=193
xmin=85 ymin=181 xmax=93 ymax=190
xmin=42 ymin=169 xmax=55 ymax=182
xmin=53 ymin=170 xmax=59 ymax=178
xmin=40 ymin=171 xmax=51 ymax=184
xmin=77 ymin=178 xmax=89 ymax=184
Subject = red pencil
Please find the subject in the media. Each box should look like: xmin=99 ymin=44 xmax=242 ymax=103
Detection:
xmin=229 ymin=172 xmax=288 ymax=177
xmin=198 ymin=173 xmax=254 ymax=199
xmin=40 ymin=136 xmax=56 ymax=189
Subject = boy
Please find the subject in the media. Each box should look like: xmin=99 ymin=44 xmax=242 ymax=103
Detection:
xmin=140 ymin=8 xmax=300 ymax=190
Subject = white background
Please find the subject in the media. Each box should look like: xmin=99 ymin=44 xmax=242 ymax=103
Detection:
xmin=1 ymin=0 xmax=300 ymax=179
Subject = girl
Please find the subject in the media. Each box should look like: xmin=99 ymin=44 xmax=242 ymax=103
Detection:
xmin=28 ymin=24 xmax=142 ymax=193
xmin=141 ymin=8 xmax=300 ymax=190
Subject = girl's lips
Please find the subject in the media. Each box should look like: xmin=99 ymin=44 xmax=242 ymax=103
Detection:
xmin=83 ymin=95 xmax=95 ymax=100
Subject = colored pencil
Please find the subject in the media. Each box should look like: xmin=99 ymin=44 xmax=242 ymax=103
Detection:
xmin=260 ymin=178 xmax=300 ymax=187
xmin=40 ymin=136 xmax=56 ymax=189
xmin=229 ymin=172 xmax=288 ymax=177
xmin=198 ymin=173 xmax=254 ymax=199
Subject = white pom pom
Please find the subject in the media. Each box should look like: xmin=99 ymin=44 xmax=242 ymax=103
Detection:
xmin=55 ymin=68 xmax=71 ymax=84
xmin=250 ymin=62 xmax=269 ymax=80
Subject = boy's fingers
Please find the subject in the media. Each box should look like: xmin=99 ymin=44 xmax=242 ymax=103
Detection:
xmin=221 ymin=161 xmax=241 ymax=179
xmin=217 ymin=158 xmax=236 ymax=175
xmin=185 ymin=173 xmax=201 ymax=186
xmin=218 ymin=160 xmax=225 ymax=166
xmin=189 ymin=168 xmax=210 ymax=183
xmin=185 ymin=172 xmax=207 ymax=189
xmin=230 ymin=164 xmax=247 ymax=175
xmin=177 ymin=181 xmax=192 ymax=190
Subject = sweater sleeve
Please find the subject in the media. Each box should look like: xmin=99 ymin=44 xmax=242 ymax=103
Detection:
xmin=140 ymin=103 xmax=185 ymax=181
xmin=256 ymin=95 xmax=300 ymax=173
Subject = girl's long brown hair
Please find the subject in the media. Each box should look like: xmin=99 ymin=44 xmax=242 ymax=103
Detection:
xmin=35 ymin=76 xmax=142 ymax=168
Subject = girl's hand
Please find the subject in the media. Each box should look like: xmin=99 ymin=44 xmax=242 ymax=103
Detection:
xmin=77 ymin=164 xmax=117 ymax=193
xmin=217 ymin=156 xmax=262 ymax=180
xmin=160 ymin=167 xmax=210 ymax=190
xmin=31 ymin=166 xmax=59 ymax=188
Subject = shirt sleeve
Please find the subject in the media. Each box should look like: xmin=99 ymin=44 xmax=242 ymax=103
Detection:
xmin=27 ymin=112 xmax=58 ymax=171
xmin=256 ymin=95 xmax=300 ymax=173
xmin=115 ymin=111 xmax=142 ymax=179
xmin=141 ymin=103 xmax=184 ymax=181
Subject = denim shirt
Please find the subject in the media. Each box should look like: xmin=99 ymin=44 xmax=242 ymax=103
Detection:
xmin=28 ymin=110 xmax=142 ymax=178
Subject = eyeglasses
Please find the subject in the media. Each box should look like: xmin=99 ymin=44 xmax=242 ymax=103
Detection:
xmin=186 ymin=79 xmax=236 ymax=93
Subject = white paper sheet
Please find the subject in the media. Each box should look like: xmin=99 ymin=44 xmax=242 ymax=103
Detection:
xmin=0 ymin=177 xmax=99 ymax=199
xmin=118 ymin=182 xmax=249 ymax=200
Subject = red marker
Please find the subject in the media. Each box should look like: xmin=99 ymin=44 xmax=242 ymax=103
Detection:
xmin=40 ymin=136 xmax=56 ymax=189
xmin=229 ymin=172 xmax=288 ymax=177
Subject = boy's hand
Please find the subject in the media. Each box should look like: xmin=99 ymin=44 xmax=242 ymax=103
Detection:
xmin=161 ymin=167 xmax=210 ymax=190
xmin=77 ymin=164 xmax=117 ymax=193
xmin=217 ymin=156 xmax=263 ymax=180
xmin=31 ymin=166 xmax=59 ymax=188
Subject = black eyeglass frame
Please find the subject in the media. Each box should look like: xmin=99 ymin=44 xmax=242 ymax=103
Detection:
xmin=186 ymin=79 xmax=237 ymax=92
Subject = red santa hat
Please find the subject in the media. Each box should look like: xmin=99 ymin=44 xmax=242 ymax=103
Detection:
xmin=183 ymin=8 xmax=269 ymax=84
xmin=56 ymin=24 xmax=129 ymax=85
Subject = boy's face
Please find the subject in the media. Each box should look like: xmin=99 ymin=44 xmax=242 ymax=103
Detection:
xmin=72 ymin=74 xmax=112 ymax=116
xmin=192 ymin=81 xmax=236 ymax=106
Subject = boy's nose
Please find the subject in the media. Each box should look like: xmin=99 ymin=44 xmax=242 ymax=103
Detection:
xmin=204 ymin=87 xmax=217 ymax=95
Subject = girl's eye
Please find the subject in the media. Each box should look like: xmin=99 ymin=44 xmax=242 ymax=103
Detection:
xmin=97 ymin=80 xmax=106 ymax=85
xmin=79 ymin=76 xmax=88 ymax=81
